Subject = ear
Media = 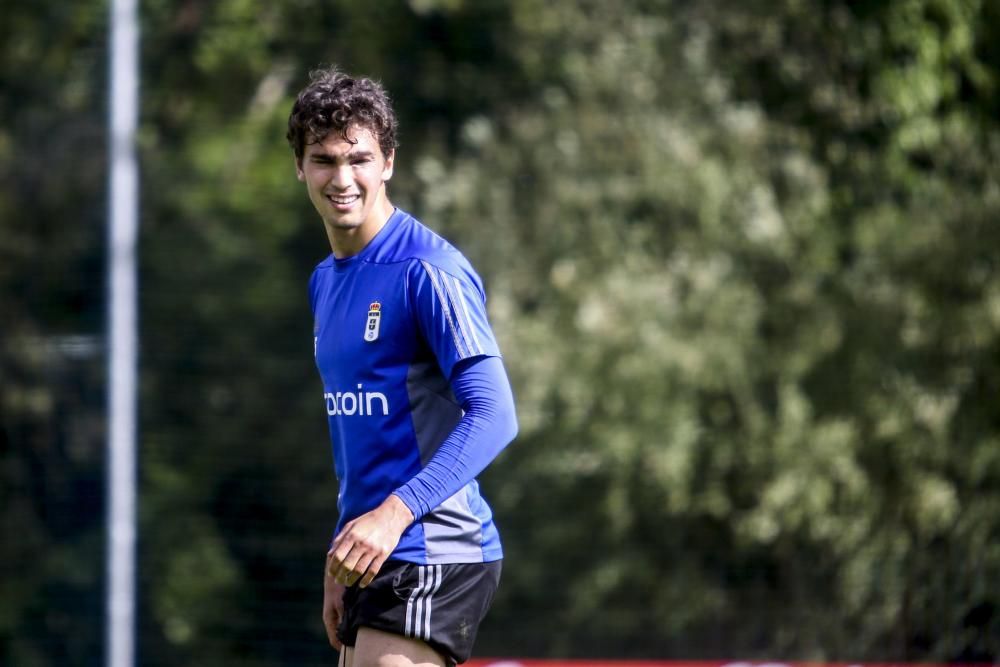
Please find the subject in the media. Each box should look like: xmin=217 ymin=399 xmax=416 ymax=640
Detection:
xmin=381 ymin=149 xmax=395 ymax=182
xmin=294 ymin=156 xmax=305 ymax=181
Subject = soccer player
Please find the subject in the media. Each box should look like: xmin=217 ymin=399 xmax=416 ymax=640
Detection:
xmin=287 ymin=66 xmax=518 ymax=667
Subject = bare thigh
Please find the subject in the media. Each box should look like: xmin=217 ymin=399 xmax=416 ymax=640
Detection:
xmin=340 ymin=627 xmax=446 ymax=667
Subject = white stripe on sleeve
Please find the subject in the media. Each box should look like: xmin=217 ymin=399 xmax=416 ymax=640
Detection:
xmin=420 ymin=261 xmax=470 ymax=358
xmin=449 ymin=274 xmax=485 ymax=356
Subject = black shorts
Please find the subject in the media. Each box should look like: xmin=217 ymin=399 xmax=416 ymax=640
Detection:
xmin=338 ymin=559 xmax=502 ymax=666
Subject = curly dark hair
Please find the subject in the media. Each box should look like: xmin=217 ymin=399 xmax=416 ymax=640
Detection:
xmin=286 ymin=66 xmax=399 ymax=161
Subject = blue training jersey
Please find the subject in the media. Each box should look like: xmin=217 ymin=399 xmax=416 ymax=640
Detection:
xmin=309 ymin=208 xmax=504 ymax=564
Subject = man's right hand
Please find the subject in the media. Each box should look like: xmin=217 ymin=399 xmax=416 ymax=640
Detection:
xmin=323 ymin=554 xmax=347 ymax=650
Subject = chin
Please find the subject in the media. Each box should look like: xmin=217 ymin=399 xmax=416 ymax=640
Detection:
xmin=327 ymin=218 xmax=362 ymax=229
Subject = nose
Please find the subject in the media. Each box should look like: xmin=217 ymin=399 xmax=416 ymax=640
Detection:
xmin=329 ymin=164 xmax=353 ymax=189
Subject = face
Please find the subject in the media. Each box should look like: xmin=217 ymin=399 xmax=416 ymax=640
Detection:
xmin=296 ymin=125 xmax=395 ymax=250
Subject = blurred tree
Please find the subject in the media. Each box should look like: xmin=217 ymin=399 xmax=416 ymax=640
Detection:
xmin=696 ymin=0 xmax=1000 ymax=658
xmin=2 ymin=0 xmax=998 ymax=664
xmin=0 ymin=1 xmax=108 ymax=664
xmin=412 ymin=0 xmax=1000 ymax=659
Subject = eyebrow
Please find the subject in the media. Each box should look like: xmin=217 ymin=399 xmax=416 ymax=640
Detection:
xmin=308 ymin=148 xmax=376 ymax=161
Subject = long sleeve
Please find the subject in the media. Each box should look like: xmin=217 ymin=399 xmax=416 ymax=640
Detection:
xmin=392 ymin=355 xmax=517 ymax=520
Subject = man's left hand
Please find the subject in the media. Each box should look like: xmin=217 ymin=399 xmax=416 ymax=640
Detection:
xmin=327 ymin=494 xmax=415 ymax=588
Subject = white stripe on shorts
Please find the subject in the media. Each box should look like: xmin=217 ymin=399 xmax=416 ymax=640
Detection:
xmin=404 ymin=566 xmax=422 ymax=638
xmin=405 ymin=565 xmax=442 ymax=640
xmin=421 ymin=565 xmax=444 ymax=640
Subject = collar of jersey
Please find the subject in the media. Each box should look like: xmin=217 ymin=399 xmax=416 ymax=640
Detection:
xmin=330 ymin=208 xmax=404 ymax=273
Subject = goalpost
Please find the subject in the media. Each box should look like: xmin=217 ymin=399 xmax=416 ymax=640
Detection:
xmin=106 ymin=0 xmax=140 ymax=665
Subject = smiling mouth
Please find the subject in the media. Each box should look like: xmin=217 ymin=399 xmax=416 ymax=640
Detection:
xmin=327 ymin=194 xmax=360 ymax=206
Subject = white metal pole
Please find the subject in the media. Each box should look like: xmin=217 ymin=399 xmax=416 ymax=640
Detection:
xmin=106 ymin=0 xmax=139 ymax=665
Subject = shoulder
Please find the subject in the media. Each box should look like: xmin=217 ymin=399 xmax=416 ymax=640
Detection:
xmin=370 ymin=209 xmax=482 ymax=287
xmin=312 ymin=255 xmax=335 ymax=273
xmin=307 ymin=255 xmax=334 ymax=298
xmin=308 ymin=254 xmax=335 ymax=284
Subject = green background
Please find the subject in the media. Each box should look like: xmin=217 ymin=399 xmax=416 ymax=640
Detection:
xmin=2 ymin=0 xmax=999 ymax=664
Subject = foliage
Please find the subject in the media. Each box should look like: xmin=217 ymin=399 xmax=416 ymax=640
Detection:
xmin=1 ymin=0 xmax=998 ymax=664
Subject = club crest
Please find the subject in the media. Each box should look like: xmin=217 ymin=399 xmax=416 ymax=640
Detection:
xmin=364 ymin=302 xmax=382 ymax=342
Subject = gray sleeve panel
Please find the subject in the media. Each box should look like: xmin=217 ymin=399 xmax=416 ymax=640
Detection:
xmin=406 ymin=359 xmax=462 ymax=466
xmin=405 ymin=360 xmax=486 ymax=561
xmin=421 ymin=486 xmax=486 ymax=562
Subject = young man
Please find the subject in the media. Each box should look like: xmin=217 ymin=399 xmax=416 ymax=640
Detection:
xmin=287 ymin=66 xmax=518 ymax=667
